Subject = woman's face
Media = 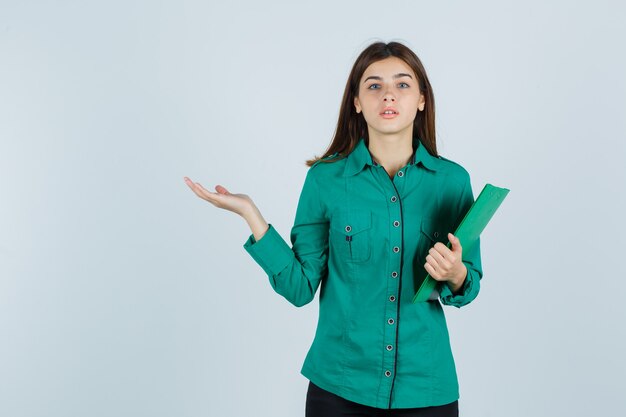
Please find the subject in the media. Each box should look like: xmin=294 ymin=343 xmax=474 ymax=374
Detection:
xmin=354 ymin=57 xmax=425 ymax=139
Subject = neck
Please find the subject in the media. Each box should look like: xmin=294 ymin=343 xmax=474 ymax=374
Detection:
xmin=367 ymin=131 xmax=414 ymax=170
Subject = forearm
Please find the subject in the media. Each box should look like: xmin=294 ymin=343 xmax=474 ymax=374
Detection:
xmin=242 ymin=204 xmax=270 ymax=242
xmin=241 ymin=215 xmax=328 ymax=308
xmin=241 ymin=169 xmax=328 ymax=308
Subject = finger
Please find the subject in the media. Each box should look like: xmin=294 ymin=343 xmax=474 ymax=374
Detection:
xmin=428 ymin=246 xmax=445 ymax=264
xmin=186 ymin=179 xmax=219 ymax=202
xmin=195 ymin=183 xmax=220 ymax=200
xmin=428 ymin=250 xmax=451 ymax=271
xmin=215 ymin=185 xmax=230 ymax=195
xmin=184 ymin=177 xmax=196 ymax=190
xmin=197 ymin=183 xmax=225 ymax=201
xmin=448 ymin=233 xmax=462 ymax=253
xmin=184 ymin=177 xmax=201 ymax=191
xmin=195 ymin=182 xmax=210 ymax=192
xmin=425 ymin=254 xmax=440 ymax=269
xmin=184 ymin=178 xmax=205 ymax=197
xmin=434 ymin=242 xmax=458 ymax=267
xmin=424 ymin=262 xmax=441 ymax=280
xmin=433 ymin=242 xmax=453 ymax=258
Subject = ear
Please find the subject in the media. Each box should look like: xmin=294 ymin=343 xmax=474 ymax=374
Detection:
xmin=418 ymin=93 xmax=425 ymax=111
xmin=354 ymin=96 xmax=361 ymax=114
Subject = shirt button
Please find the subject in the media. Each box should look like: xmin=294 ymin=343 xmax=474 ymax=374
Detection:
xmin=385 ymin=370 xmax=392 ymax=377
xmin=393 ymin=220 xmax=400 ymax=227
xmin=434 ymin=231 xmax=439 ymax=238
xmin=391 ymin=271 xmax=398 ymax=278
xmin=390 ymin=196 xmax=397 ymax=202
xmin=389 ymin=295 xmax=396 ymax=302
xmin=397 ymin=171 xmax=404 ymax=177
xmin=386 ymin=344 xmax=393 ymax=351
xmin=345 ymin=225 xmax=352 ymax=232
xmin=388 ymin=318 xmax=395 ymax=325
xmin=393 ymin=246 xmax=400 ymax=253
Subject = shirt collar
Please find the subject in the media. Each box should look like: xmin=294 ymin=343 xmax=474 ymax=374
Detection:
xmin=343 ymin=137 xmax=439 ymax=177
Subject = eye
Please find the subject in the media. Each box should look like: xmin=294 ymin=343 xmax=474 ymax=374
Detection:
xmin=367 ymin=82 xmax=410 ymax=90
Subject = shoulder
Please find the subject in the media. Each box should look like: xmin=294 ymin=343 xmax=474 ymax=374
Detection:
xmin=311 ymin=152 xmax=342 ymax=168
xmin=301 ymin=152 xmax=347 ymax=197
xmin=435 ymin=154 xmax=471 ymax=186
xmin=308 ymin=152 xmax=346 ymax=178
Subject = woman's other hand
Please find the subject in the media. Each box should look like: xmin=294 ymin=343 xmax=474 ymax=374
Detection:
xmin=184 ymin=176 xmax=270 ymax=242
xmin=424 ymin=233 xmax=468 ymax=294
xmin=183 ymin=176 xmax=254 ymax=217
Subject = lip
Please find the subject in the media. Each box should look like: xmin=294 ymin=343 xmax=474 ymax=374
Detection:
xmin=380 ymin=107 xmax=399 ymax=119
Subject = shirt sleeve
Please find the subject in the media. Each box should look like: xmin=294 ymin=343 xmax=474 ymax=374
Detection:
xmin=242 ymin=168 xmax=328 ymax=307
xmin=439 ymin=173 xmax=483 ymax=308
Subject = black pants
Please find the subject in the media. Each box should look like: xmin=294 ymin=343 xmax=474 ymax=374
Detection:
xmin=305 ymin=381 xmax=459 ymax=417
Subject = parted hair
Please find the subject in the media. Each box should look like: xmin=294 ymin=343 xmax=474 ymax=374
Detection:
xmin=306 ymin=41 xmax=438 ymax=167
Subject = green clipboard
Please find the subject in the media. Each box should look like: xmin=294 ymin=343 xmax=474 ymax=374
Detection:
xmin=412 ymin=183 xmax=510 ymax=303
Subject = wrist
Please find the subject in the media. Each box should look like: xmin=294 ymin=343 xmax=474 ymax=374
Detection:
xmin=449 ymin=265 xmax=467 ymax=294
xmin=242 ymin=205 xmax=270 ymax=242
xmin=241 ymin=202 xmax=260 ymax=221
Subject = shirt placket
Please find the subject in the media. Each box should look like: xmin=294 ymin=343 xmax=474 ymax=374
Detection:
xmin=372 ymin=160 xmax=407 ymax=408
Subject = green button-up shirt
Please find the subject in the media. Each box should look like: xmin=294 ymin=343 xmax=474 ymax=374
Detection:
xmin=243 ymin=136 xmax=482 ymax=409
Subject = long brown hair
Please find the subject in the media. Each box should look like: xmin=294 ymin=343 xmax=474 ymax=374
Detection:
xmin=305 ymin=41 xmax=438 ymax=167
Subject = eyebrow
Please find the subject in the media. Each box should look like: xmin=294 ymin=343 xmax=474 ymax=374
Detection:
xmin=363 ymin=73 xmax=413 ymax=83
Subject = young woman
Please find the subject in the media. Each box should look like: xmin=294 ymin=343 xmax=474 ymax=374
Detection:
xmin=185 ymin=41 xmax=482 ymax=417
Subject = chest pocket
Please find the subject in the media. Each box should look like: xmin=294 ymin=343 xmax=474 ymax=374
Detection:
xmin=419 ymin=217 xmax=448 ymax=250
xmin=330 ymin=209 xmax=372 ymax=263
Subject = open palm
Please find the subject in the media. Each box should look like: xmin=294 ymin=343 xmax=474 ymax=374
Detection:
xmin=184 ymin=176 xmax=253 ymax=217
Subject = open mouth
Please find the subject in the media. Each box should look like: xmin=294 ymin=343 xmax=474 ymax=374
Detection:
xmin=380 ymin=109 xmax=399 ymax=118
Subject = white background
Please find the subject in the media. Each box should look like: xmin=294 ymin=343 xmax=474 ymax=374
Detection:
xmin=1 ymin=1 xmax=625 ymax=416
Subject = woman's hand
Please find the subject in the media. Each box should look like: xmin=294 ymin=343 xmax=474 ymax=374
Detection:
xmin=424 ymin=233 xmax=467 ymax=294
xmin=183 ymin=176 xmax=255 ymax=217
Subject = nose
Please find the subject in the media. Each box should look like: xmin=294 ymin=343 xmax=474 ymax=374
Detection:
xmin=382 ymin=84 xmax=396 ymax=103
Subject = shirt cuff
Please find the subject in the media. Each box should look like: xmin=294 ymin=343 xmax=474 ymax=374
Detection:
xmin=439 ymin=263 xmax=476 ymax=308
xmin=243 ymin=223 xmax=295 ymax=277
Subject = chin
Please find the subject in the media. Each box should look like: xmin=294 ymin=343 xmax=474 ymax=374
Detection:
xmin=375 ymin=124 xmax=412 ymax=135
